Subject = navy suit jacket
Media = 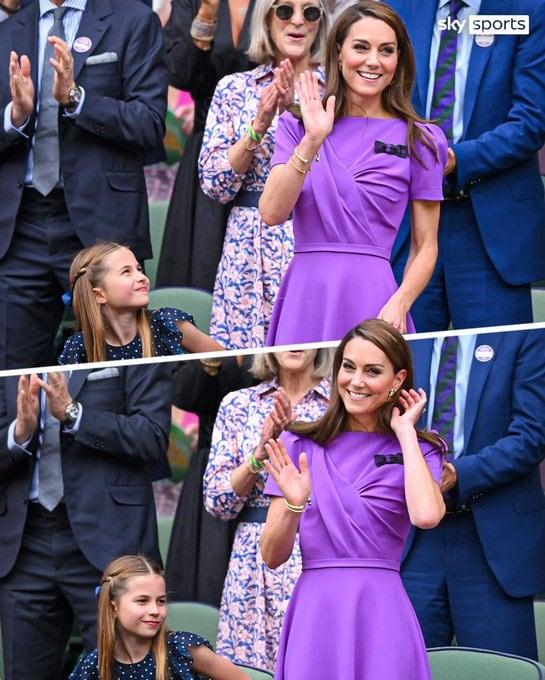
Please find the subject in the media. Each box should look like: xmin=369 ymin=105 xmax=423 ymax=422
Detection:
xmin=388 ymin=0 xmax=545 ymax=285
xmin=0 ymin=365 xmax=172 ymax=579
xmin=404 ymin=329 xmax=545 ymax=597
xmin=0 ymin=0 xmax=168 ymax=262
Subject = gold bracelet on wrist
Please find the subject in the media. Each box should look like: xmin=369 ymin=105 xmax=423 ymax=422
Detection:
xmin=244 ymin=138 xmax=260 ymax=152
xmin=284 ymin=499 xmax=306 ymax=513
xmin=289 ymin=155 xmax=308 ymax=175
xmin=293 ymin=145 xmax=310 ymax=166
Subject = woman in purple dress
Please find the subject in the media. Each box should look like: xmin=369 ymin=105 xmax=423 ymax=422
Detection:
xmin=260 ymin=1 xmax=448 ymax=343
xmin=261 ymin=319 xmax=446 ymax=679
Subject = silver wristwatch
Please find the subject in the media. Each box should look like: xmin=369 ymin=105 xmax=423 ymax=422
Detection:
xmin=67 ymin=85 xmax=82 ymax=111
xmin=63 ymin=401 xmax=81 ymax=426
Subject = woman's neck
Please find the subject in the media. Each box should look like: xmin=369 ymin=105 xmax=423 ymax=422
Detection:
xmin=278 ymin=370 xmax=320 ymax=406
xmin=345 ymin=96 xmax=391 ymax=119
xmin=103 ymin=309 xmax=140 ymax=346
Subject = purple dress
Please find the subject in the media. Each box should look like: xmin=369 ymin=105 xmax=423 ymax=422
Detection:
xmin=265 ymin=430 xmax=443 ymax=679
xmin=266 ymin=115 xmax=447 ymax=344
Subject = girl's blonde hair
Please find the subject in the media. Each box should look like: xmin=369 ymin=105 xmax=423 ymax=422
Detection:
xmin=97 ymin=555 xmax=169 ymax=680
xmin=70 ymin=242 xmax=154 ymax=362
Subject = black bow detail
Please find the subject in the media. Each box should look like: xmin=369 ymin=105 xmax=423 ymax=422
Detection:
xmin=374 ymin=452 xmax=404 ymax=467
xmin=374 ymin=140 xmax=408 ymax=158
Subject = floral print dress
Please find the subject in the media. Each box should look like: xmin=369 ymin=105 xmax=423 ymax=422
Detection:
xmin=199 ymin=63 xmax=324 ymax=349
xmin=203 ymin=377 xmax=330 ymax=671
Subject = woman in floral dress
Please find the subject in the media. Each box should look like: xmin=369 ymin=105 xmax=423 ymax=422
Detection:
xmin=203 ymin=349 xmax=332 ymax=670
xmin=198 ymin=0 xmax=328 ymax=348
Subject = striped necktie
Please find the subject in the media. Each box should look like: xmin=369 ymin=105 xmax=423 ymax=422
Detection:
xmin=430 ymin=0 xmax=467 ymax=142
xmin=431 ymin=336 xmax=459 ymax=457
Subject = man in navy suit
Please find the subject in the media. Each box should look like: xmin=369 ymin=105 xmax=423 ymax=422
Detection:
xmin=0 ymin=0 xmax=168 ymax=369
xmin=0 ymin=365 xmax=171 ymax=679
xmin=388 ymin=0 xmax=545 ymax=331
xmin=402 ymin=329 xmax=545 ymax=658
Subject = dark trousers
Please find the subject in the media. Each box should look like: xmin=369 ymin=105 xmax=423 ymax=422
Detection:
xmin=0 ymin=189 xmax=84 ymax=370
xmin=0 ymin=503 xmax=102 ymax=680
xmin=392 ymin=200 xmax=533 ymax=332
xmin=401 ymin=512 xmax=537 ymax=659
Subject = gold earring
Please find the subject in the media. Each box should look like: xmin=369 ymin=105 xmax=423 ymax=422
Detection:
xmin=388 ymin=388 xmax=397 ymax=399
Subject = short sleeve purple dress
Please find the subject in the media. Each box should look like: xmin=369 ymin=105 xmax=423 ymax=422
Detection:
xmin=265 ymin=429 xmax=443 ymax=679
xmin=266 ymin=114 xmax=447 ymax=344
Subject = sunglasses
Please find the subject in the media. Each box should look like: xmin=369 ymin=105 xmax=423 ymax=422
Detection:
xmin=271 ymin=3 xmax=324 ymax=22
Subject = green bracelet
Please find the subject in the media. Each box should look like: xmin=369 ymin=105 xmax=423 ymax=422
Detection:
xmin=247 ymin=122 xmax=263 ymax=143
xmin=249 ymin=451 xmax=266 ymax=472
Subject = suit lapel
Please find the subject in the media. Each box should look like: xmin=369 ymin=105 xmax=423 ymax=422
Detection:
xmin=462 ymin=0 xmax=509 ymax=130
xmin=72 ymin=0 xmax=113 ymax=81
xmin=411 ymin=0 xmax=437 ymax=114
xmin=410 ymin=338 xmax=435 ymax=429
xmin=463 ymin=333 xmax=504 ymax=447
xmin=68 ymin=369 xmax=91 ymax=399
xmin=12 ymin=5 xmax=40 ymax=100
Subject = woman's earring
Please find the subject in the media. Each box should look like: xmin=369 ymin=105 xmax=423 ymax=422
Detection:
xmin=388 ymin=388 xmax=397 ymax=399
xmin=338 ymin=61 xmax=342 ymax=71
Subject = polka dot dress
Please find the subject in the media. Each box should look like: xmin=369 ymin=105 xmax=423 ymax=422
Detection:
xmin=69 ymin=631 xmax=211 ymax=679
xmin=59 ymin=308 xmax=196 ymax=364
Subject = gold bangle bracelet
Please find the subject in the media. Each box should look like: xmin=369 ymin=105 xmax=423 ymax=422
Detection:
xmin=284 ymin=499 xmax=306 ymax=513
xmin=293 ymin=145 xmax=310 ymax=165
xmin=244 ymin=138 xmax=260 ymax=152
xmin=289 ymin=156 xmax=308 ymax=175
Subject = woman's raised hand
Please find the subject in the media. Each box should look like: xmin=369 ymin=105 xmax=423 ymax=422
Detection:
xmin=274 ymin=59 xmax=295 ymax=112
xmin=255 ymin=387 xmax=292 ymax=461
xmin=297 ymin=70 xmax=335 ymax=143
xmin=253 ymin=82 xmax=280 ymax=137
xmin=390 ymin=388 xmax=427 ymax=435
xmin=264 ymin=438 xmax=311 ymax=506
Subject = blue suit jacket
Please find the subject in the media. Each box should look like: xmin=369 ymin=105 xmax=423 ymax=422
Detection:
xmin=388 ymin=0 xmax=545 ymax=285
xmin=0 ymin=365 xmax=172 ymax=578
xmin=404 ymin=329 xmax=545 ymax=597
xmin=0 ymin=0 xmax=168 ymax=262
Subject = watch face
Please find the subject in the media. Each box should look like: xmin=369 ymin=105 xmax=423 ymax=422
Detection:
xmin=69 ymin=87 xmax=81 ymax=106
xmin=65 ymin=402 xmax=80 ymax=421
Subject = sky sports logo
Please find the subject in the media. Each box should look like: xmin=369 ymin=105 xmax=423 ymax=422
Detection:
xmin=438 ymin=15 xmax=530 ymax=34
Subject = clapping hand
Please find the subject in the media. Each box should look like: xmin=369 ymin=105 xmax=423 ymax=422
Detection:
xmin=297 ymin=70 xmax=335 ymax=143
xmin=390 ymin=388 xmax=427 ymax=436
xmin=14 ymin=374 xmax=40 ymax=445
xmin=9 ymin=51 xmax=34 ymax=126
xmin=255 ymin=387 xmax=292 ymax=462
xmin=274 ymin=58 xmax=295 ymax=112
xmin=252 ymin=81 xmax=280 ymax=138
xmin=35 ymin=372 xmax=71 ymax=421
xmin=48 ymin=37 xmax=75 ymax=106
xmin=264 ymin=438 xmax=311 ymax=507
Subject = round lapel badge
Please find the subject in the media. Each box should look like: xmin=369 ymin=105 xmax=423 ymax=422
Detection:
xmin=73 ymin=37 xmax=93 ymax=53
xmin=474 ymin=344 xmax=494 ymax=362
xmin=475 ymin=34 xmax=495 ymax=48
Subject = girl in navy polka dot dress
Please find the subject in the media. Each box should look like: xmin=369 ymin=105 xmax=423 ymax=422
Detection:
xmin=69 ymin=555 xmax=251 ymax=680
xmin=59 ymin=242 xmax=224 ymax=364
